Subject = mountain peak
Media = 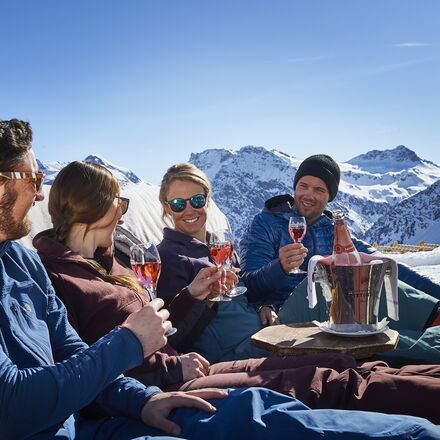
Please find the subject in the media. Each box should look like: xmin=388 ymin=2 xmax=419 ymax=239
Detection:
xmin=347 ymin=145 xmax=426 ymax=173
xmin=83 ymin=154 xmax=141 ymax=184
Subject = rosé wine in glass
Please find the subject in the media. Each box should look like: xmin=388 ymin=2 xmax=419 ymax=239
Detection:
xmin=130 ymin=242 xmax=177 ymax=336
xmin=288 ymin=216 xmax=307 ymax=274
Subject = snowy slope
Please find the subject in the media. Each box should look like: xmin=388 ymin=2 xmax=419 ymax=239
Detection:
xmin=364 ymin=179 xmax=440 ymax=245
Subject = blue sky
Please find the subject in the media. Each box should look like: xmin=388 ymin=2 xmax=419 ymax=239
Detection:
xmin=1 ymin=0 xmax=439 ymax=184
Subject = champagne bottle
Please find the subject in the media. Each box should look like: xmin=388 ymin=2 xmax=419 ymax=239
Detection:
xmin=332 ymin=210 xmax=362 ymax=265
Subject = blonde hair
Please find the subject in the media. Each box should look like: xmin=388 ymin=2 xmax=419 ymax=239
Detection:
xmin=159 ymin=163 xmax=211 ymax=220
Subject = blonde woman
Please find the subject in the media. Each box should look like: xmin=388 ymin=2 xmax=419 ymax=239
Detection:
xmin=156 ymin=163 xmax=286 ymax=362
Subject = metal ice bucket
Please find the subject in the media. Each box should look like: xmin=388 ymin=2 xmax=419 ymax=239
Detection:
xmin=314 ymin=260 xmax=392 ymax=330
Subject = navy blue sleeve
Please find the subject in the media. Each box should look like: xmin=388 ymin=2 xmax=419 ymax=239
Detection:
xmin=240 ymin=215 xmax=295 ymax=304
xmin=0 ymin=325 xmax=161 ymax=439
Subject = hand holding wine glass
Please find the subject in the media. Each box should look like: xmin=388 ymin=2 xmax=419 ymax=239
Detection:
xmin=130 ymin=242 xmax=177 ymax=336
xmin=287 ymin=215 xmax=307 ymax=274
xmin=208 ymin=230 xmax=235 ymax=302
xmin=121 ymin=298 xmax=171 ymax=357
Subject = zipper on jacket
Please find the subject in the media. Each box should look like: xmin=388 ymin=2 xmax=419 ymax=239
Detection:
xmin=10 ymin=303 xmax=53 ymax=362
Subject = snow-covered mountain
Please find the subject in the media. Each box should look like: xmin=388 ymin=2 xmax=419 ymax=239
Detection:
xmin=364 ymin=179 xmax=440 ymax=245
xmin=190 ymin=145 xmax=440 ymax=244
xmin=24 ymin=146 xmax=440 ymax=251
xmin=38 ymin=154 xmax=141 ymax=186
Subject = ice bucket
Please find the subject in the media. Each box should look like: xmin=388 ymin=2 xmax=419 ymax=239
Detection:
xmin=313 ymin=259 xmax=395 ymax=331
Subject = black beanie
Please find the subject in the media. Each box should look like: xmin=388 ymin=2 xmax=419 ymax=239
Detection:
xmin=293 ymin=154 xmax=340 ymax=201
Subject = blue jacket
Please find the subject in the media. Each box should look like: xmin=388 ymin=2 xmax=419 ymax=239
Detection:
xmin=240 ymin=194 xmax=440 ymax=309
xmin=0 ymin=240 xmax=161 ymax=440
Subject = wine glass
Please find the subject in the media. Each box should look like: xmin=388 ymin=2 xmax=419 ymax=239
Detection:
xmin=208 ymin=230 xmax=235 ymax=302
xmin=222 ymin=238 xmax=247 ymax=298
xmin=130 ymin=242 xmax=177 ymax=336
xmin=288 ymin=215 xmax=307 ymax=274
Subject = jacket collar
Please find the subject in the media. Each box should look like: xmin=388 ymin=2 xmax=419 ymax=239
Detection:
xmin=0 ymin=240 xmax=12 ymax=258
xmin=162 ymin=227 xmax=208 ymax=248
xmin=32 ymin=229 xmax=114 ymax=271
xmin=263 ymin=194 xmax=296 ymax=221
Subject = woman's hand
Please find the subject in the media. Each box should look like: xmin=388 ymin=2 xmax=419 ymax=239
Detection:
xmin=180 ymin=352 xmax=210 ymax=381
xmin=141 ymin=389 xmax=228 ymax=436
xmin=187 ymin=266 xmax=238 ymax=301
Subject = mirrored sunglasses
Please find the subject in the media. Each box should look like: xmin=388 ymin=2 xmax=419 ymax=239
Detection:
xmin=116 ymin=196 xmax=130 ymax=215
xmin=166 ymin=193 xmax=207 ymax=213
xmin=0 ymin=171 xmax=45 ymax=194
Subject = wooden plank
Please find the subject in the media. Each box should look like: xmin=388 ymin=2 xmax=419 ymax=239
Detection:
xmin=251 ymin=322 xmax=399 ymax=359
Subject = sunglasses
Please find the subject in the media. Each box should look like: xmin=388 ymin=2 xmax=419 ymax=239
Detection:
xmin=166 ymin=193 xmax=207 ymax=213
xmin=116 ymin=196 xmax=130 ymax=215
xmin=0 ymin=171 xmax=45 ymax=194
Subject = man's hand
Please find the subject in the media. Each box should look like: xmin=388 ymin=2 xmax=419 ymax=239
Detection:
xmin=121 ymin=298 xmax=171 ymax=358
xmin=180 ymin=352 xmax=210 ymax=381
xmin=259 ymin=306 xmax=280 ymax=326
xmin=141 ymin=389 xmax=228 ymax=436
xmin=279 ymin=242 xmax=308 ymax=274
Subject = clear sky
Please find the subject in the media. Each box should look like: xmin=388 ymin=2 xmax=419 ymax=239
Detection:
xmin=1 ymin=0 xmax=439 ymax=184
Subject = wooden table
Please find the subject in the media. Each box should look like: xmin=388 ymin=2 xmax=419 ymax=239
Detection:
xmin=251 ymin=322 xmax=399 ymax=359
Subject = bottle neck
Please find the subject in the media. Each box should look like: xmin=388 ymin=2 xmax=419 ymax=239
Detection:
xmin=333 ymin=221 xmax=356 ymax=254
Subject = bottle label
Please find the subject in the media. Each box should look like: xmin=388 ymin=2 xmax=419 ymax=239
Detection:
xmin=334 ymin=243 xmax=356 ymax=254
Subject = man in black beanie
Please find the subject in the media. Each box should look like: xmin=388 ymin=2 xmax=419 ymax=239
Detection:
xmin=239 ymin=154 xmax=440 ymax=331
xmin=293 ymin=154 xmax=340 ymax=202
xmin=238 ymin=153 xmax=344 ymax=324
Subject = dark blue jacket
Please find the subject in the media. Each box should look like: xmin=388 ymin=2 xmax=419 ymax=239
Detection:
xmin=0 ymin=240 xmax=161 ymax=439
xmin=240 ymin=195 xmax=440 ymax=309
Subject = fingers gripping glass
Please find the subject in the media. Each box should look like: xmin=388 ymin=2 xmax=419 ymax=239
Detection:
xmin=129 ymin=242 xmax=177 ymax=336
xmin=0 ymin=171 xmax=45 ymax=194
xmin=208 ymin=230 xmax=246 ymax=301
xmin=208 ymin=230 xmax=233 ymax=302
xmin=116 ymin=196 xmax=130 ymax=215
xmin=166 ymin=193 xmax=207 ymax=213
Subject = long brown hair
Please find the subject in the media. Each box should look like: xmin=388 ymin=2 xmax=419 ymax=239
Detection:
xmin=49 ymin=161 xmax=142 ymax=293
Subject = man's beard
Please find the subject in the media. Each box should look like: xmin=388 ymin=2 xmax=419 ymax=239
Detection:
xmin=0 ymin=185 xmax=32 ymax=240
xmin=294 ymin=198 xmax=323 ymax=225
